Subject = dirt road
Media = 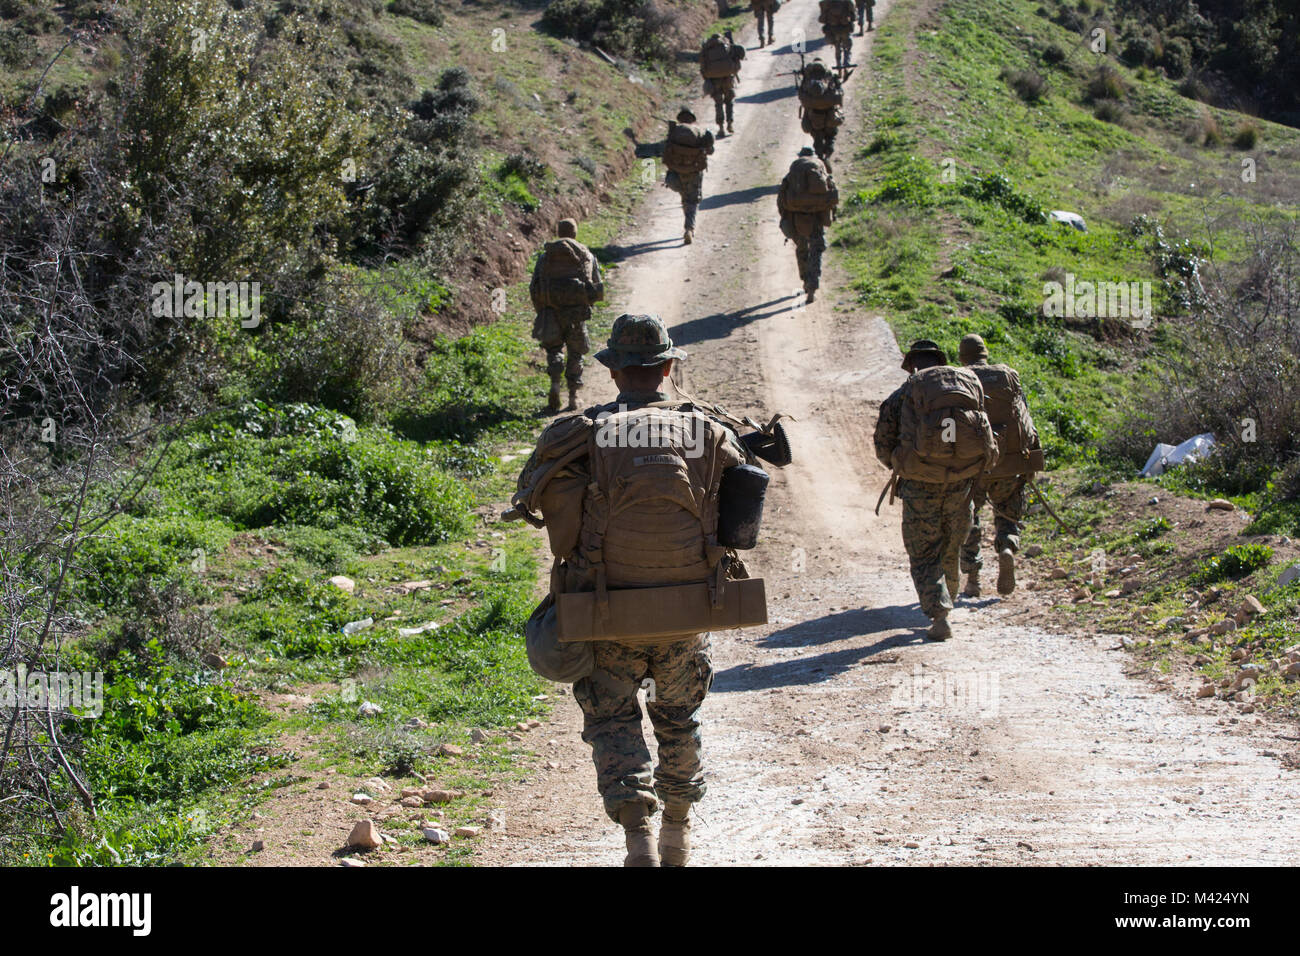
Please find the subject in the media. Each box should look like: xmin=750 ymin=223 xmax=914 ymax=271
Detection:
xmin=475 ymin=0 xmax=1300 ymax=866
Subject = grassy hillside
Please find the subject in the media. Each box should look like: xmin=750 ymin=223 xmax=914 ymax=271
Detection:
xmin=839 ymin=0 xmax=1299 ymax=714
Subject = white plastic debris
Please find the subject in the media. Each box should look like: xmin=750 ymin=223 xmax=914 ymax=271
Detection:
xmin=1140 ymin=432 xmax=1216 ymax=478
xmin=397 ymin=621 xmax=440 ymax=637
xmin=1049 ymin=210 xmax=1087 ymax=232
xmin=342 ymin=617 xmax=374 ymax=635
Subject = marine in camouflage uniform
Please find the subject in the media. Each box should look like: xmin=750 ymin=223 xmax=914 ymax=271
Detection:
xmin=529 ymin=219 xmax=604 ymax=411
xmin=819 ymin=0 xmax=856 ymax=72
xmin=751 ymin=0 xmax=778 ymax=47
xmin=700 ymin=33 xmax=744 ymax=136
xmin=958 ymin=333 xmax=1032 ymax=597
xmin=546 ymin=313 xmax=748 ymax=865
xmin=856 ymin=0 xmax=874 ymax=34
xmin=873 ymin=340 xmax=977 ymax=640
xmin=777 ymin=147 xmax=838 ymax=302
xmin=664 ymin=107 xmax=714 ymax=244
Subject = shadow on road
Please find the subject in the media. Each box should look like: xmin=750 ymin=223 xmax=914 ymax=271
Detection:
xmin=700 ymin=183 xmax=780 ymax=211
xmin=712 ymin=628 xmax=928 ymax=692
xmin=736 ymin=85 xmax=797 ymax=105
xmin=671 ymin=295 xmax=803 ymax=346
xmin=592 ymin=237 xmax=683 ymax=263
xmin=760 ymin=604 xmax=927 ymax=648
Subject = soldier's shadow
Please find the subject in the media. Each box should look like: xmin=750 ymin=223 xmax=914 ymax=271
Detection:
xmin=735 ymin=86 xmax=798 ymax=104
xmin=712 ymin=625 xmax=927 ymax=692
xmin=671 ymin=295 xmax=801 ymax=346
xmin=760 ymin=605 xmax=928 ymax=648
xmin=700 ymin=183 xmax=780 ymax=210
xmin=592 ymin=238 xmax=682 ymax=263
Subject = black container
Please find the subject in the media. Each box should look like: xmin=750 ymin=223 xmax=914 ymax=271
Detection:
xmin=717 ymin=463 xmax=770 ymax=549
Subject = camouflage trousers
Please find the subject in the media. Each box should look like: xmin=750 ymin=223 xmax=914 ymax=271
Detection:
xmin=897 ymin=477 xmax=974 ymax=619
xmin=670 ymin=171 xmax=703 ymax=232
xmin=534 ymin=307 xmax=590 ymax=389
xmin=754 ymin=7 xmax=774 ymax=41
xmin=856 ymin=1 xmax=874 ymax=30
xmin=572 ymin=634 xmax=714 ymax=822
xmin=794 ymin=230 xmax=827 ymax=292
xmin=824 ymin=28 xmax=852 ymax=68
xmin=960 ymin=476 xmax=1027 ymax=573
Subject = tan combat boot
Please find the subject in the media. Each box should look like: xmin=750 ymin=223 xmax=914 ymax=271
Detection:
xmin=546 ymin=384 xmax=561 ymax=413
xmin=962 ymin=571 xmax=981 ymax=597
xmin=658 ymin=799 xmax=692 ymax=867
xmin=997 ymin=549 xmax=1016 ymax=595
xmin=566 ymin=388 xmax=579 ymax=412
xmin=727 ymin=121 xmax=734 ymax=134
xmin=683 ymin=228 xmax=694 ymax=245
xmin=927 ymin=612 xmax=952 ymax=641
xmin=618 ymin=803 xmax=659 ymax=867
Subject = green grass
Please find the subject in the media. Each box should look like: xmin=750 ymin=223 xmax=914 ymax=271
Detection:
xmin=838 ymin=0 xmax=1300 ymax=472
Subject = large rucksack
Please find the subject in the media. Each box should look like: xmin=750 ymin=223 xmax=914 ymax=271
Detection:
xmin=893 ymin=365 xmax=998 ymax=482
xmin=781 ymin=157 xmax=839 ymax=214
xmin=800 ymin=71 xmax=843 ymax=111
xmin=969 ymin=363 xmax=1042 ymax=476
xmin=701 ymin=36 xmax=742 ymax=79
xmin=820 ymin=0 xmax=856 ymax=28
xmin=533 ymin=238 xmax=596 ymax=309
xmin=663 ymin=122 xmax=711 ymax=174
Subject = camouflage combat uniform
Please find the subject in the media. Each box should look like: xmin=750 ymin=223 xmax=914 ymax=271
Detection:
xmin=960 ymin=476 xmax=1027 ymax=576
xmin=856 ymin=0 xmax=874 ymax=33
xmin=534 ymin=307 xmax=593 ymax=393
xmin=874 ymin=380 xmax=975 ymax=618
xmin=574 ymin=618 xmax=715 ymax=821
xmin=751 ymin=0 xmax=778 ymax=46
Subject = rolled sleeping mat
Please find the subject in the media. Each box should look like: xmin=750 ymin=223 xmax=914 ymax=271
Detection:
xmin=740 ymin=421 xmax=792 ymax=467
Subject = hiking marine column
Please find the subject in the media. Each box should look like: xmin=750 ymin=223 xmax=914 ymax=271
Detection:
xmin=957 ymin=333 xmax=1045 ymax=598
xmin=662 ymin=108 xmax=715 ymax=245
xmin=700 ymin=31 xmax=745 ymax=137
xmin=873 ymin=340 xmax=998 ymax=641
xmin=777 ymin=147 xmax=839 ymax=303
xmin=529 ymin=218 xmax=604 ymax=412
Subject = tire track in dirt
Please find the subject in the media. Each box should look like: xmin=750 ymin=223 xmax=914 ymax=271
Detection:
xmin=474 ymin=0 xmax=1300 ymax=866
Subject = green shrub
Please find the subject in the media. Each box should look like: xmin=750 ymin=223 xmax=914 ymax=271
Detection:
xmin=958 ymin=173 xmax=1046 ymax=224
xmin=1191 ymin=544 xmax=1273 ymax=585
xmin=387 ymin=0 xmax=441 ymax=26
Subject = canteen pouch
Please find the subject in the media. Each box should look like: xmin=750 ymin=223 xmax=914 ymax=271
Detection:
xmin=717 ymin=463 xmax=769 ymax=550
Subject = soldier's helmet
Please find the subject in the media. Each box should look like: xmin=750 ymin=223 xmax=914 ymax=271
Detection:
xmin=798 ymin=146 xmax=815 ymax=157
xmin=959 ymin=333 xmax=989 ymax=364
xmin=676 ymin=107 xmax=696 ymax=123
xmin=901 ymin=339 xmax=948 ymax=372
xmin=595 ymin=313 xmax=688 ymax=370
xmin=556 ymin=218 xmax=577 ymax=238
xmin=807 ymin=59 xmax=829 ymax=76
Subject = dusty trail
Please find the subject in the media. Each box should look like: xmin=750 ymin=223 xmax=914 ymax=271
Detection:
xmin=476 ymin=0 xmax=1300 ymax=865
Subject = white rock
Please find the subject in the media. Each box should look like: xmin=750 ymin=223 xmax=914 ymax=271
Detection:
xmin=340 ymin=858 xmax=366 ymax=868
xmin=358 ymin=701 xmax=383 ymax=718
xmin=350 ymin=793 xmax=373 ymax=806
xmin=329 ymin=575 xmax=355 ymax=593
xmin=364 ymin=777 xmax=391 ymax=792
xmin=454 ymin=826 xmax=482 ymax=838
xmin=422 ymin=827 xmax=451 ymax=844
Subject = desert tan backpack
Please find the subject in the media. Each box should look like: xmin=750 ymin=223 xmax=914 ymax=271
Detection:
xmin=892 ymin=365 xmax=998 ymax=483
xmin=969 ymin=363 xmax=1042 ymax=476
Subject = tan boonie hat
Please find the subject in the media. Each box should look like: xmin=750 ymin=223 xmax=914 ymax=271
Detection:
xmin=959 ymin=333 xmax=988 ymax=363
xmin=595 ymin=313 xmax=688 ymax=370
xmin=557 ymin=218 xmax=577 ymax=238
xmin=901 ymin=339 xmax=947 ymax=372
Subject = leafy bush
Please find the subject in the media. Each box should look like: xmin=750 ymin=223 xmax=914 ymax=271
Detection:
xmin=958 ymin=173 xmax=1046 ymax=224
xmin=1085 ymin=64 xmax=1126 ymax=102
xmin=387 ymin=0 xmax=441 ymax=26
xmin=1191 ymin=544 xmax=1273 ymax=585
xmin=1002 ymin=68 xmax=1047 ymax=103
xmin=542 ymin=0 xmax=676 ymax=64
xmin=867 ymin=155 xmax=938 ymax=207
